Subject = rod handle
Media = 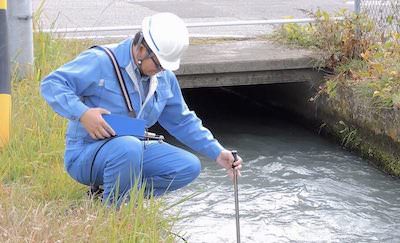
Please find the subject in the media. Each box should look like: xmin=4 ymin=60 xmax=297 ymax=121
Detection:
xmin=231 ymin=150 xmax=238 ymax=168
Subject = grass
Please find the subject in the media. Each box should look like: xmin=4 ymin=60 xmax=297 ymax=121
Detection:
xmin=0 ymin=30 xmax=185 ymax=242
xmin=271 ymin=9 xmax=400 ymax=110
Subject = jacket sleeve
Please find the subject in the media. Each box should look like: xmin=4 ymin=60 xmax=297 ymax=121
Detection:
xmin=40 ymin=51 xmax=101 ymax=121
xmin=158 ymin=72 xmax=224 ymax=161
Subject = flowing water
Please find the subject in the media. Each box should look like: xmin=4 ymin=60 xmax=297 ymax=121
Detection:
xmin=164 ymin=88 xmax=400 ymax=243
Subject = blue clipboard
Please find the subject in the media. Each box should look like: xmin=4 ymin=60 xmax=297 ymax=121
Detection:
xmin=102 ymin=114 xmax=145 ymax=137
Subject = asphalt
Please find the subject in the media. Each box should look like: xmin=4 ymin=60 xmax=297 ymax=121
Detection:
xmin=32 ymin=0 xmax=353 ymax=38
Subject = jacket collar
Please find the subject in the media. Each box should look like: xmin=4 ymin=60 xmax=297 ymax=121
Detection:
xmin=108 ymin=38 xmax=135 ymax=69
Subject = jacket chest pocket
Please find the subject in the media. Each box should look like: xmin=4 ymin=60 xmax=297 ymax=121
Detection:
xmin=99 ymin=78 xmax=139 ymax=115
xmin=142 ymin=87 xmax=173 ymax=126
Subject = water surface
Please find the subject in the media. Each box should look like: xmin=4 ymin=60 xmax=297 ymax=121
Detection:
xmin=164 ymin=88 xmax=400 ymax=242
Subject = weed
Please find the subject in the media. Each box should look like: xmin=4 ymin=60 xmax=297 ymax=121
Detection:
xmin=338 ymin=121 xmax=361 ymax=148
xmin=272 ymin=9 xmax=400 ymax=110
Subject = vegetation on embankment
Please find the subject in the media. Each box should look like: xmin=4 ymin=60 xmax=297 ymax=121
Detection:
xmin=0 ymin=31 xmax=184 ymax=242
xmin=271 ymin=9 xmax=400 ymax=176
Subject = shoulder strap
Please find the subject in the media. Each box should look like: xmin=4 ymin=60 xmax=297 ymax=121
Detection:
xmin=91 ymin=45 xmax=136 ymax=118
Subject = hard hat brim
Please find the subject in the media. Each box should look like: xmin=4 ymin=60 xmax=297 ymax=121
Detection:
xmin=142 ymin=17 xmax=181 ymax=71
xmin=158 ymin=57 xmax=180 ymax=71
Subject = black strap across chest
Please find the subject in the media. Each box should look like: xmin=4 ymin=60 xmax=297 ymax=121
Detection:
xmin=91 ymin=45 xmax=136 ymax=118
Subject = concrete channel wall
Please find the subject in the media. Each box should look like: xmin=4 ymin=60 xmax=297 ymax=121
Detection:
xmin=176 ymin=39 xmax=324 ymax=130
xmin=176 ymin=40 xmax=321 ymax=88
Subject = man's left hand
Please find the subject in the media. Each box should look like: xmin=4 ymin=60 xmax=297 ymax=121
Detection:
xmin=216 ymin=150 xmax=243 ymax=180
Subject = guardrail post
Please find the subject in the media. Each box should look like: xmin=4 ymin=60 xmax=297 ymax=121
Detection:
xmin=0 ymin=0 xmax=11 ymax=148
xmin=8 ymin=0 xmax=34 ymax=79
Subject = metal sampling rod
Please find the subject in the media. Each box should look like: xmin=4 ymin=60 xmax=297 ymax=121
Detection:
xmin=232 ymin=150 xmax=241 ymax=243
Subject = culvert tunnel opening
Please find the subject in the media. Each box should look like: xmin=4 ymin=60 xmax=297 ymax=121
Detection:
xmin=181 ymin=82 xmax=319 ymax=130
xmin=151 ymin=81 xmax=322 ymax=142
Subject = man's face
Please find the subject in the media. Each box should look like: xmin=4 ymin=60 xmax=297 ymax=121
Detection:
xmin=137 ymin=45 xmax=164 ymax=76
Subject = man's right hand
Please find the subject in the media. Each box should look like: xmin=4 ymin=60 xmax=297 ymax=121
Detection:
xmin=80 ymin=108 xmax=116 ymax=140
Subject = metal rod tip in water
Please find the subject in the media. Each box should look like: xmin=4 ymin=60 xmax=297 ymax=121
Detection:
xmin=231 ymin=150 xmax=241 ymax=243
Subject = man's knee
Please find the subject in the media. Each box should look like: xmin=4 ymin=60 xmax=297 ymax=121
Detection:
xmin=103 ymin=136 xmax=143 ymax=181
xmin=181 ymin=152 xmax=201 ymax=181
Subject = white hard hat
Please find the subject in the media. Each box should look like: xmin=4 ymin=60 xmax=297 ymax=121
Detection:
xmin=142 ymin=12 xmax=189 ymax=71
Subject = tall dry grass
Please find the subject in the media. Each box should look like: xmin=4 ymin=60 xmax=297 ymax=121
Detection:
xmin=0 ymin=29 xmax=184 ymax=243
xmin=271 ymin=9 xmax=400 ymax=109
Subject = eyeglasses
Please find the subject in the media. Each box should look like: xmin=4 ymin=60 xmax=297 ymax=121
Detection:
xmin=142 ymin=41 xmax=164 ymax=72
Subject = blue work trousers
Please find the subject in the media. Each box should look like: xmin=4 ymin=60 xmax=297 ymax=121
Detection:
xmin=65 ymin=136 xmax=201 ymax=204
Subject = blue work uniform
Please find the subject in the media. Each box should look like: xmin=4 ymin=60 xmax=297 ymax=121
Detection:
xmin=41 ymin=38 xmax=224 ymax=204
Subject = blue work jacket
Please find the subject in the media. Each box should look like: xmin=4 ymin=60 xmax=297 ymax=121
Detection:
xmin=41 ymin=38 xmax=224 ymax=160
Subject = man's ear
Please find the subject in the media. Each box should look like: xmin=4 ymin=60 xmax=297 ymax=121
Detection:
xmin=136 ymin=45 xmax=147 ymax=66
xmin=139 ymin=45 xmax=147 ymax=55
xmin=134 ymin=44 xmax=145 ymax=56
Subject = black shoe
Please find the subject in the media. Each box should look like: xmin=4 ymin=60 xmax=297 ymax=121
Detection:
xmin=88 ymin=185 xmax=104 ymax=200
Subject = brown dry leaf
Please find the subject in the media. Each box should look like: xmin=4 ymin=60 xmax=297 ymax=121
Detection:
xmin=361 ymin=50 xmax=371 ymax=61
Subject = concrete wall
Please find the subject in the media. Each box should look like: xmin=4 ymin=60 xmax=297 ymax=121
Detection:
xmin=176 ymin=40 xmax=319 ymax=88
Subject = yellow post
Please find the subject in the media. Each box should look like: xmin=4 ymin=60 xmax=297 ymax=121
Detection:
xmin=0 ymin=0 xmax=6 ymax=9
xmin=0 ymin=0 xmax=11 ymax=148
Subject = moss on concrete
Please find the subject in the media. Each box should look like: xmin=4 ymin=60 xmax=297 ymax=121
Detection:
xmin=317 ymin=87 xmax=400 ymax=177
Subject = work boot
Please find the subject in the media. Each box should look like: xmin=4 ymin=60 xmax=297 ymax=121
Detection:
xmin=88 ymin=185 xmax=104 ymax=200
